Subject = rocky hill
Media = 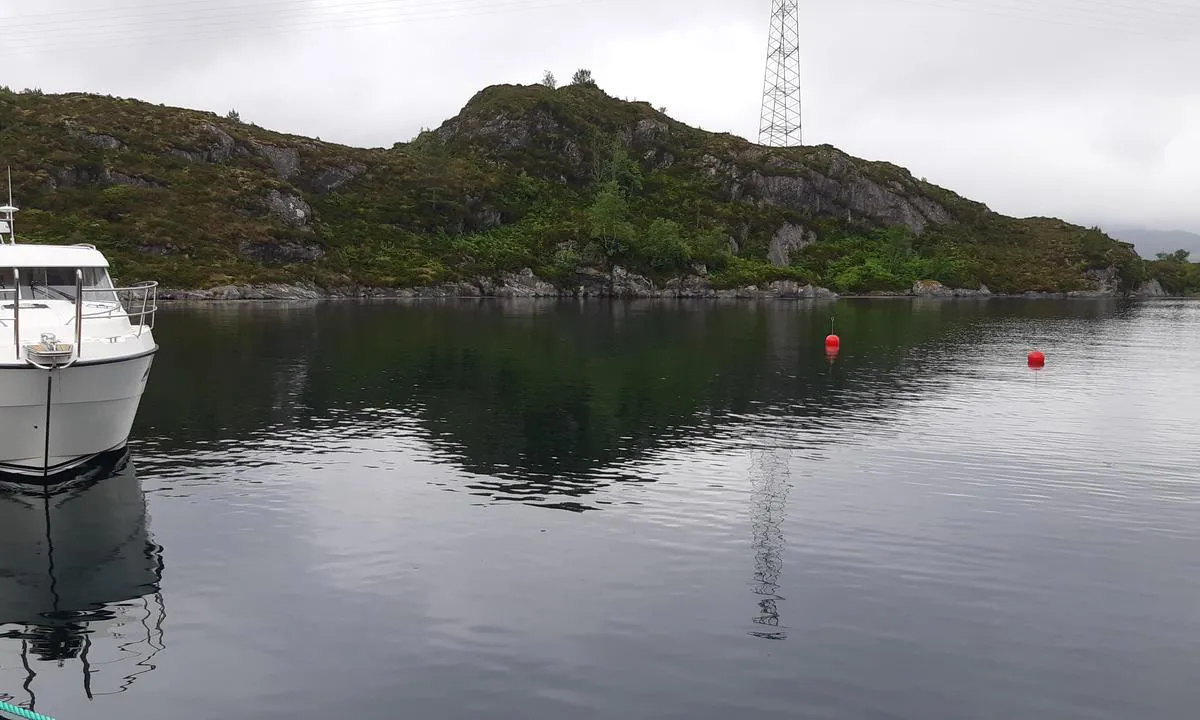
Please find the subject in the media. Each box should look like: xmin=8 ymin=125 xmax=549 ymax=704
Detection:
xmin=0 ymin=80 xmax=1178 ymax=298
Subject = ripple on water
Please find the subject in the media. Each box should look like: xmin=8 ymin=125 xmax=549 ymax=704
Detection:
xmin=38 ymin=298 xmax=1200 ymax=720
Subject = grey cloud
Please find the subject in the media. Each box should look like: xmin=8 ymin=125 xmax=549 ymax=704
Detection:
xmin=4 ymin=0 xmax=1198 ymax=233
xmin=1094 ymin=98 xmax=1188 ymax=169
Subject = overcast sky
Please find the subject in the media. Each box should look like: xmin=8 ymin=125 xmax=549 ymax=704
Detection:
xmin=3 ymin=0 xmax=1198 ymax=233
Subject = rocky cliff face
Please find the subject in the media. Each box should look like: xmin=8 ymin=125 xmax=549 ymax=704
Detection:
xmin=432 ymin=85 xmax=977 ymax=238
xmin=718 ymin=150 xmax=957 ymax=234
xmin=1135 ymin=278 xmax=1167 ymax=297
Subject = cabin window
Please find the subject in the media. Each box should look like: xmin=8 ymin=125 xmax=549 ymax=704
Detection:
xmin=0 ymin=267 xmax=119 ymax=303
xmin=80 ymin=267 xmax=118 ymax=303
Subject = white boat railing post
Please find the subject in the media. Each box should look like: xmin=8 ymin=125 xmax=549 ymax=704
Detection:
xmin=74 ymin=268 xmax=83 ymax=360
xmin=138 ymin=284 xmax=149 ymax=336
xmin=12 ymin=267 xmax=19 ymax=360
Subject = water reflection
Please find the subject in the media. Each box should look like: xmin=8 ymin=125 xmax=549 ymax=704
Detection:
xmin=0 ymin=453 xmax=165 ymax=711
xmin=129 ymin=298 xmax=1146 ymax=511
xmin=747 ymin=448 xmax=791 ymax=640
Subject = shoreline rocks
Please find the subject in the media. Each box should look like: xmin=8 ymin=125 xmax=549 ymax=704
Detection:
xmin=155 ymin=268 xmax=1166 ymax=303
xmin=157 ymin=267 xmax=845 ymax=302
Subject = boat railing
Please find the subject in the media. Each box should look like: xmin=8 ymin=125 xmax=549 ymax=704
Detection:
xmin=77 ymin=280 xmax=159 ymax=331
xmin=0 ymin=272 xmax=158 ymax=364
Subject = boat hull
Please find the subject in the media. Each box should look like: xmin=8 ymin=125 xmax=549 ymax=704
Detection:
xmin=0 ymin=351 xmax=155 ymax=477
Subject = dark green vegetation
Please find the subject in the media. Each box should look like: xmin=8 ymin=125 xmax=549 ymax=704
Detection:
xmin=0 ymin=78 xmax=1190 ymax=294
xmin=1145 ymin=251 xmax=1200 ymax=296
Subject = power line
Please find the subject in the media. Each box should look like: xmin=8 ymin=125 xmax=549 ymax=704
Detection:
xmin=0 ymin=0 xmax=1194 ymax=59
xmin=7 ymin=0 xmax=1195 ymax=26
xmin=6 ymin=0 xmax=1199 ymax=43
xmin=86 ymin=0 xmax=1200 ymax=26
xmin=896 ymin=0 xmax=1200 ymax=24
xmin=901 ymin=0 xmax=1199 ymax=29
xmin=0 ymin=0 xmax=639 ymax=56
xmin=1 ymin=0 xmax=407 ymax=23
xmin=1 ymin=0 xmax=443 ymax=33
xmin=877 ymin=0 xmax=1197 ymax=41
xmin=1052 ymin=0 xmax=1200 ymax=22
xmin=0 ymin=0 xmax=565 ymax=43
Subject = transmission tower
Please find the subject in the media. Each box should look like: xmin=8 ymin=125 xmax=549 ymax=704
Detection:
xmin=758 ymin=0 xmax=803 ymax=147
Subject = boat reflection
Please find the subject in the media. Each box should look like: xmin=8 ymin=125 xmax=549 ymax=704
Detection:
xmin=0 ymin=451 xmax=165 ymax=711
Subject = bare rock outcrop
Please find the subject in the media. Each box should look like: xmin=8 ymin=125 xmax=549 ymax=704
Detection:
xmin=611 ymin=265 xmax=656 ymax=298
xmin=478 ymin=267 xmax=560 ymax=297
xmin=79 ymin=132 xmax=124 ymax=151
xmin=169 ymin=123 xmax=247 ymax=163
xmin=304 ymin=163 xmax=367 ymax=194
xmin=262 ymin=189 xmax=312 ymax=227
xmin=253 ymin=143 xmax=301 ymax=180
xmin=767 ymin=223 xmax=816 ymax=267
xmin=238 ymin=238 xmax=325 ymax=264
xmin=743 ymin=169 xmax=953 ymax=234
xmin=1135 ymin=278 xmax=1167 ymax=297
xmin=911 ymin=279 xmax=992 ymax=297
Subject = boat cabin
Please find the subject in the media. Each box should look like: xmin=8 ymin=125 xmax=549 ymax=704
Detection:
xmin=0 ymin=245 xmax=121 ymax=305
xmin=0 ymin=203 xmax=156 ymax=367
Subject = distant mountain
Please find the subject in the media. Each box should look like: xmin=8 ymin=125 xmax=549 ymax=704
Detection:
xmin=1102 ymin=225 xmax=1200 ymax=259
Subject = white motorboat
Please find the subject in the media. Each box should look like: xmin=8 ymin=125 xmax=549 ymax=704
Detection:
xmin=0 ymin=199 xmax=158 ymax=480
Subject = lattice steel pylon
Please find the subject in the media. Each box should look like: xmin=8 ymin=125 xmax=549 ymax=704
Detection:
xmin=758 ymin=0 xmax=803 ymax=147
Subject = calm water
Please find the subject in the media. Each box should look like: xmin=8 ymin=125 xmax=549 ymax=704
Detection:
xmin=2 ymin=298 xmax=1199 ymax=720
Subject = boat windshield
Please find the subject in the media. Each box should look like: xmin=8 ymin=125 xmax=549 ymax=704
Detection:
xmin=0 ymin=267 xmax=119 ymax=303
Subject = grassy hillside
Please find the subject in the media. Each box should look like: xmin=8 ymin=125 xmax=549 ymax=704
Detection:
xmin=0 ymin=79 xmax=1174 ymax=295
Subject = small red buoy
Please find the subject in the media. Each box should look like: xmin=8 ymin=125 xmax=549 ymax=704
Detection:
xmin=825 ymin=334 xmax=840 ymax=350
xmin=1027 ymin=349 xmax=1045 ymax=368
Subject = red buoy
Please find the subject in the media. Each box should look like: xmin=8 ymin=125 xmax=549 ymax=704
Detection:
xmin=1027 ymin=349 xmax=1045 ymax=368
xmin=825 ymin=334 xmax=840 ymax=350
